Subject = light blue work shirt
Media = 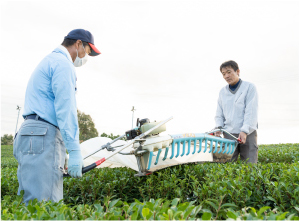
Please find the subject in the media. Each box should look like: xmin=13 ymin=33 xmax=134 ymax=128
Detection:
xmin=23 ymin=45 xmax=80 ymax=152
xmin=215 ymin=80 xmax=258 ymax=135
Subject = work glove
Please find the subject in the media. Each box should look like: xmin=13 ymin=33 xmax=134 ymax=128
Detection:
xmin=68 ymin=150 xmax=84 ymax=178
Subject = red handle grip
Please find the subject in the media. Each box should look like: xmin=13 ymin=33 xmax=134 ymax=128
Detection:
xmin=95 ymin=157 xmax=106 ymax=166
xmin=63 ymin=157 xmax=106 ymax=177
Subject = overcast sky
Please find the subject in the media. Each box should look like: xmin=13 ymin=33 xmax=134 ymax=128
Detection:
xmin=1 ymin=1 xmax=299 ymax=144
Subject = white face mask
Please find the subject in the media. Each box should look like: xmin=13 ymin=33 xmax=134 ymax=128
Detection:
xmin=73 ymin=43 xmax=88 ymax=67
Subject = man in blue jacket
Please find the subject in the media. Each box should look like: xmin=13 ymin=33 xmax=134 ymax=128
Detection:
xmin=214 ymin=60 xmax=259 ymax=163
xmin=13 ymin=29 xmax=101 ymax=203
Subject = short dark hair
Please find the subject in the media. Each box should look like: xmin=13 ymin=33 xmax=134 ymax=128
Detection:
xmin=220 ymin=60 xmax=239 ymax=72
xmin=61 ymin=38 xmax=89 ymax=47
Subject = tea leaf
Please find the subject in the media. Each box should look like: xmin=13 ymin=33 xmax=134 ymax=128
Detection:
xmin=171 ymin=198 xmax=180 ymax=206
xmin=221 ymin=203 xmax=238 ymax=209
xmin=142 ymin=208 xmax=150 ymax=219
xmin=227 ymin=211 xmax=238 ymax=220
xmin=276 ymin=212 xmax=289 ymax=220
xmin=131 ymin=210 xmax=138 ymax=220
xmin=257 ymin=206 xmax=271 ymax=216
xmin=201 ymin=212 xmax=212 ymax=220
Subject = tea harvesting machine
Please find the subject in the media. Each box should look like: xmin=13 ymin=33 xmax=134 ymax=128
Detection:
xmin=64 ymin=116 xmax=240 ymax=177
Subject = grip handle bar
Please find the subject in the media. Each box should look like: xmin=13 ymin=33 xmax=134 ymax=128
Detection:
xmin=208 ymin=127 xmax=241 ymax=143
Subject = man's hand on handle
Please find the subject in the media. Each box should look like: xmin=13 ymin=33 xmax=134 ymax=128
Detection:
xmin=238 ymin=132 xmax=247 ymax=144
xmin=214 ymin=131 xmax=222 ymax=137
xmin=67 ymin=150 xmax=84 ymax=178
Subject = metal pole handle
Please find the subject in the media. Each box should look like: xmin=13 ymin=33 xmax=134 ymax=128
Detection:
xmin=208 ymin=127 xmax=241 ymax=143
xmin=83 ymin=134 xmax=126 ymax=160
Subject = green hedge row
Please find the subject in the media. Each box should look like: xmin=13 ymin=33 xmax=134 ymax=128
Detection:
xmin=258 ymin=143 xmax=299 ymax=164
xmin=55 ymin=162 xmax=299 ymax=211
xmin=2 ymin=160 xmax=299 ymax=214
xmin=1 ymin=145 xmax=18 ymax=168
xmin=1 ymin=143 xmax=299 ymax=220
xmin=2 ymin=194 xmax=299 ymax=220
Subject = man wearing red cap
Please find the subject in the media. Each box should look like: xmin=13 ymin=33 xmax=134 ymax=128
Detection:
xmin=13 ymin=29 xmax=101 ymax=203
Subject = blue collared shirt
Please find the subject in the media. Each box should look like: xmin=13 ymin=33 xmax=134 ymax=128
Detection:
xmin=23 ymin=45 xmax=80 ymax=152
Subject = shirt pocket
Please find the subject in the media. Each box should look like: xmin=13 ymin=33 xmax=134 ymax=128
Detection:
xmin=19 ymin=126 xmax=48 ymax=155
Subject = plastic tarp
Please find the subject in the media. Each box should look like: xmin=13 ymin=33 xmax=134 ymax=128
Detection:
xmin=80 ymin=136 xmax=213 ymax=172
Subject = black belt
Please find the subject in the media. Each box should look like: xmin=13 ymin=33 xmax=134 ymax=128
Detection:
xmin=25 ymin=114 xmax=59 ymax=129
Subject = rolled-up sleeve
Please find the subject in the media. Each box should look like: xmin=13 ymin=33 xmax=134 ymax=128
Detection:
xmin=240 ymin=84 xmax=258 ymax=135
xmin=215 ymin=94 xmax=225 ymax=128
xmin=51 ymin=61 xmax=80 ymax=152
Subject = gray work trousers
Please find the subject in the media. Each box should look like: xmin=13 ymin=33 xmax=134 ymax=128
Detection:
xmin=13 ymin=118 xmax=66 ymax=203
xmin=224 ymin=130 xmax=258 ymax=163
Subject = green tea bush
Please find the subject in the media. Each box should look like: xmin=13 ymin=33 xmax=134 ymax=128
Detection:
xmin=62 ymin=162 xmax=299 ymax=212
xmin=2 ymin=194 xmax=299 ymax=220
xmin=258 ymin=143 xmax=299 ymax=163
xmin=2 ymin=143 xmax=299 ymax=220
xmin=1 ymin=167 xmax=18 ymax=199
xmin=1 ymin=145 xmax=18 ymax=168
